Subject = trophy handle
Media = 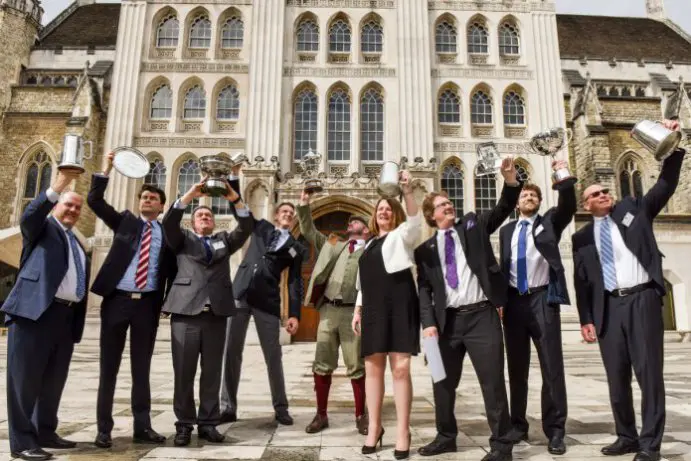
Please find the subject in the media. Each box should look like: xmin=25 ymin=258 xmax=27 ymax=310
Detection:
xmin=83 ymin=140 xmax=94 ymax=160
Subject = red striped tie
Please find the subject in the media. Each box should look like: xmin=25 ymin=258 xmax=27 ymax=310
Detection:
xmin=135 ymin=222 xmax=152 ymax=290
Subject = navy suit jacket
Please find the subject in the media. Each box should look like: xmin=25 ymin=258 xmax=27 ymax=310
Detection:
xmin=1 ymin=192 xmax=90 ymax=343
xmin=499 ymin=183 xmax=577 ymax=305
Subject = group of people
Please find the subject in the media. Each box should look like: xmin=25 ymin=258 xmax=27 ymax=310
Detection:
xmin=1 ymin=120 xmax=684 ymax=461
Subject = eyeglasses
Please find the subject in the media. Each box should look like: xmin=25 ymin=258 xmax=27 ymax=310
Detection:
xmin=434 ymin=200 xmax=453 ymax=210
xmin=586 ymin=188 xmax=610 ymax=200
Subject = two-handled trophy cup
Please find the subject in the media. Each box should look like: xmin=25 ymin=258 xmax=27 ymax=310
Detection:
xmin=299 ymin=149 xmax=324 ymax=193
xmin=524 ymin=128 xmax=577 ymax=190
xmin=198 ymin=153 xmax=247 ymax=197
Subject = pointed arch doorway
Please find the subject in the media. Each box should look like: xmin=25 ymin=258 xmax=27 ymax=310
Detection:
xmin=289 ymin=195 xmax=374 ymax=342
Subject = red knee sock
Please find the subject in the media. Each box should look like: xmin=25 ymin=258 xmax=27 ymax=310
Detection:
xmin=314 ymin=373 xmax=332 ymax=417
xmin=351 ymin=376 xmax=366 ymax=417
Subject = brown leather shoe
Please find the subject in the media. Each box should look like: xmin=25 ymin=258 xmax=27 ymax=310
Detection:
xmin=356 ymin=414 xmax=369 ymax=435
xmin=305 ymin=413 xmax=329 ymax=434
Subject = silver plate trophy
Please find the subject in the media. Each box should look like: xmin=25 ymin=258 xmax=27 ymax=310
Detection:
xmin=377 ymin=161 xmax=402 ymax=198
xmin=300 ymin=149 xmax=324 ymax=193
xmin=199 ymin=155 xmax=233 ymax=197
xmin=475 ymin=142 xmax=503 ymax=177
xmin=524 ymin=128 xmax=577 ymax=190
xmin=631 ymin=120 xmax=684 ymax=161
xmin=112 ymin=146 xmax=149 ymax=179
xmin=58 ymin=134 xmax=92 ymax=173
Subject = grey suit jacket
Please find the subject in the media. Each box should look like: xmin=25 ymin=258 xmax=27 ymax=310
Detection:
xmin=162 ymin=206 xmax=253 ymax=316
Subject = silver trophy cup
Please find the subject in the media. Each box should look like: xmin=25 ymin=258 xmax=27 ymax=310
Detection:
xmin=58 ymin=134 xmax=93 ymax=173
xmin=377 ymin=161 xmax=402 ymax=198
xmin=524 ymin=128 xmax=577 ymax=191
xmin=299 ymin=149 xmax=324 ymax=193
xmin=631 ymin=120 xmax=683 ymax=161
xmin=475 ymin=142 xmax=503 ymax=177
xmin=199 ymin=155 xmax=233 ymax=197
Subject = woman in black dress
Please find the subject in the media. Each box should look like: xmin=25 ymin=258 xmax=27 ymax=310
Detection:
xmin=352 ymin=170 xmax=421 ymax=459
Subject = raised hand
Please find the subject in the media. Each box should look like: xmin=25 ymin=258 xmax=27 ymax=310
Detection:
xmin=500 ymin=157 xmax=518 ymax=185
xmin=300 ymin=188 xmax=313 ymax=206
xmin=399 ymin=169 xmax=413 ymax=194
xmin=103 ymin=151 xmax=115 ymax=176
xmin=181 ymin=176 xmax=207 ymax=205
xmin=552 ymin=159 xmax=568 ymax=172
xmin=53 ymin=169 xmax=82 ymax=193
xmin=661 ymin=119 xmax=681 ymax=132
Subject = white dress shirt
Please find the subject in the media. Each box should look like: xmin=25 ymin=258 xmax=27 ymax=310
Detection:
xmin=509 ymin=214 xmax=550 ymax=289
xmin=437 ymin=227 xmax=487 ymax=307
xmin=594 ymin=215 xmax=650 ymax=289
xmin=46 ymin=188 xmax=86 ymax=302
xmin=271 ymin=227 xmax=291 ymax=251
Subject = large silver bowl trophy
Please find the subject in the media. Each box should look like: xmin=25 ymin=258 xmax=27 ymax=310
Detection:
xmin=199 ymin=153 xmax=248 ymax=197
xmin=299 ymin=149 xmax=324 ymax=193
xmin=631 ymin=120 xmax=684 ymax=161
xmin=524 ymin=127 xmax=577 ymax=190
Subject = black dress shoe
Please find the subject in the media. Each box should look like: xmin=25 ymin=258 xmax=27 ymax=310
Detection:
xmin=634 ymin=451 xmax=661 ymax=461
xmin=174 ymin=426 xmax=192 ymax=447
xmin=418 ymin=438 xmax=457 ymax=457
xmin=38 ymin=435 xmax=76 ymax=449
xmin=133 ymin=428 xmax=166 ymax=444
xmin=548 ymin=437 xmax=566 ymax=455
xmin=275 ymin=411 xmax=294 ymax=426
xmin=198 ymin=426 xmax=225 ymax=443
xmin=481 ymin=449 xmax=513 ymax=461
xmin=94 ymin=432 xmax=112 ymax=448
xmin=219 ymin=410 xmax=237 ymax=424
xmin=601 ymin=439 xmax=640 ymax=456
xmin=10 ymin=448 xmax=53 ymax=460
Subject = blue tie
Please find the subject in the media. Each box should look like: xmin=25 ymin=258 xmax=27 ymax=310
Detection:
xmin=517 ymin=220 xmax=529 ymax=294
xmin=599 ymin=217 xmax=617 ymax=291
xmin=201 ymin=236 xmax=213 ymax=263
xmin=268 ymin=229 xmax=281 ymax=252
xmin=66 ymin=229 xmax=86 ymax=300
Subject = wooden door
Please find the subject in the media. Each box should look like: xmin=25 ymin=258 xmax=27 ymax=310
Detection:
xmin=292 ymin=211 xmax=352 ymax=342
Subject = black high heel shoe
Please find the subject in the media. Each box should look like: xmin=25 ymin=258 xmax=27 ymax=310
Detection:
xmin=361 ymin=427 xmax=385 ymax=454
xmin=394 ymin=432 xmax=412 ymax=459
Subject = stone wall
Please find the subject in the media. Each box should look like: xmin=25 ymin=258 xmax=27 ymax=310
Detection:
xmin=0 ymin=6 xmax=38 ymax=112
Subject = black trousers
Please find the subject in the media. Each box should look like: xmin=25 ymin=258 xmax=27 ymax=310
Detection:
xmin=6 ymin=302 xmax=75 ymax=452
xmin=599 ymin=288 xmax=665 ymax=453
xmin=434 ymin=304 xmax=513 ymax=453
xmin=171 ymin=312 xmax=226 ymax=428
xmin=503 ymin=289 xmax=567 ymax=439
xmin=96 ymin=292 xmax=159 ymax=433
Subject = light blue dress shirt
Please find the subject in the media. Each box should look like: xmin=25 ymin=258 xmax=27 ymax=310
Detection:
xmin=116 ymin=219 xmax=162 ymax=292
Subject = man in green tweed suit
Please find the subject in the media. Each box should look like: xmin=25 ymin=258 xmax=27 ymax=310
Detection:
xmin=297 ymin=189 xmax=370 ymax=436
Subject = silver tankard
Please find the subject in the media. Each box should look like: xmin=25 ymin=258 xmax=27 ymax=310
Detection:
xmin=299 ymin=149 xmax=324 ymax=193
xmin=58 ymin=134 xmax=93 ymax=173
xmin=524 ymin=128 xmax=577 ymax=190
xmin=475 ymin=142 xmax=503 ymax=177
xmin=631 ymin=120 xmax=683 ymax=161
xmin=377 ymin=161 xmax=401 ymax=198
xmin=199 ymin=155 xmax=233 ymax=197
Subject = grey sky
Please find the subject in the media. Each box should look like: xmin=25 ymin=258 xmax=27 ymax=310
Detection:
xmin=42 ymin=0 xmax=690 ymax=33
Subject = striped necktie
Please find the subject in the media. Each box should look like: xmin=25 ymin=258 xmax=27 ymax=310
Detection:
xmin=599 ymin=217 xmax=617 ymax=291
xmin=135 ymin=222 xmax=152 ymax=290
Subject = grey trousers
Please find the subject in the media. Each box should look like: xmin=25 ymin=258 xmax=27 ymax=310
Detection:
xmin=171 ymin=312 xmax=226 ymax=428
xmin=221 ymin=300 xmax=288 ymax=414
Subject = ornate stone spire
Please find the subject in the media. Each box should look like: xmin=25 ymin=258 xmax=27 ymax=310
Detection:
xmin=0 ymin=0 xmax=43 ymax=25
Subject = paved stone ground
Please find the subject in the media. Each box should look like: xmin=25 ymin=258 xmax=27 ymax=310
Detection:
xmin=1 ymin=318 xmax=691 ymax=461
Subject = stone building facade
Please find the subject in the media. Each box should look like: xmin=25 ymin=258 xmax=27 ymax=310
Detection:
xmin=1 ymin=0 xmax=690 ymax=340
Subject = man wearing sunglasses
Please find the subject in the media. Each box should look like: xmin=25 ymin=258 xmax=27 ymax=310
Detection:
xmin=572 ymin=120 xmax=685 ymax=461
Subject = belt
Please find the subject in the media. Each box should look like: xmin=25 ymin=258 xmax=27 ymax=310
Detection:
xmin=607 ymin=281 xmax=656 ymax=298
xmin=448 ymin=300 xmax=492 ymax=313
xmin=325 ymin=297 xmax=355 ymax=307
xmin=114 ymin=289 xmax=157 ymax=300
xmin=509 ymin=285 xmax=548 ymax=296
xmin=54 ymin=298 xmax=78 ymax=307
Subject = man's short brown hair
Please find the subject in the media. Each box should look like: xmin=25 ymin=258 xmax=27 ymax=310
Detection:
xmin=521 ymin=183 xmax=542 ymax=201
xmin=275 ymin=202 xmax=296 ymax=213
xmin=369 ymin=198 xmax=407 ymax=236
xmin=139 ymin=184 xmax=166 ymax=205
xmin=422 ymin=191 xmax=449 ymax=228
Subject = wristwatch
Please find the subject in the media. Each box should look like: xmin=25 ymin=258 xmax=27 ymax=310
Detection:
xmin=232 ymin=196 xmax=242 ymax=205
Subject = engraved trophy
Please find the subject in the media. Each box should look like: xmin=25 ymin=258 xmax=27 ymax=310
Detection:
xmin=299 ymin=149 xmax=324 ymax=193
xmin=474 ymin=142 xmax=503 ymax=177
xmin=58 ymin=134 xmax=92 ymax=173
xmin=524 ymin=128 xmax=577 ymax=190
xmin=199 ymin=155 xmax=233 ymax=197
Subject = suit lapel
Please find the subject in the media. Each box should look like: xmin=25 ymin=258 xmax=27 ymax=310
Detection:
xmin=426 ymin=236 xmax=445 ymax=283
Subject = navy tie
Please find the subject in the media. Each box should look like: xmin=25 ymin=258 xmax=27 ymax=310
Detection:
xmin=201 ymin=236 xmax=213 ymax=263
xmin=66 ymin=229 xmax=86 ymax=300
xmin=517 ymin=221 xmax=529 ymax=294
xmin=268 ymin=229 xmax=281 ymax=252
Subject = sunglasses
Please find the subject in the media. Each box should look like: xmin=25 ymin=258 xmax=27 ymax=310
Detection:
xmin=586 ymin=188 xmax=610 ymax=200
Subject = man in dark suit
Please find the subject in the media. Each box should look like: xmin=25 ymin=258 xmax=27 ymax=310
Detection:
xmin=415 ymin=158 xmax=520 ymax=461
xmin=572 ymin=120 xmax=684 ymax=461
xmin=87 ymin=152 xmax=177 ymax=448
xmin=162 ymin=176 xmax=253 ymax=446
xmin=221 ymin=174 xmax=305 ymax=426
xmin=499 ymin=160 xmax=576 ymax=455
xmin=2 ymin=170 xmax=88 ymax=461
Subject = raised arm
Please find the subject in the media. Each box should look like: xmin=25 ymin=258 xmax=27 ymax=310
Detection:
xmin=398 ymin=170 xmax=422 ymax=248
xmin=21 ymin=170 xmax=80 ymax=244
xmin=87 ymin=168 xmax=123 ymax=231
xmin=164 ymin=176 xmax=207 ymax=251
xmin=220 ymin=179 xmax=254 ymax=253
xmin=479 ymin=157 xmax=522 ymax=234
xmin=642 ymin=147 xmax=685 ymax=219
xmin=296 ymin=189 xmax=327 ymax=251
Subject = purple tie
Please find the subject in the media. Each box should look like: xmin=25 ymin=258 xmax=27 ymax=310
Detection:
xmin=444 ymin=230 xmax=459 ymax=289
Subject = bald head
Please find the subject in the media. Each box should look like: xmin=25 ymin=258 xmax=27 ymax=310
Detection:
xmin=54 ymin=191 xmax=83 ymax=228
xmin=582 ymin=184 xmax=613 ymax=217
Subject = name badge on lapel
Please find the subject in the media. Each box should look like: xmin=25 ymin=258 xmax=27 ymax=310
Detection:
xmin=535 ymin=224 xmax=545 ymax=237
xmin=212 ymin=241 xmax=226 ymax=251
xmin=622 ymin=212 xmax=634 ymax=227
xmin=466 ymin=220 xmax=476 ymax=230
xmin=289 ymin=247 xmax=297 ymax=258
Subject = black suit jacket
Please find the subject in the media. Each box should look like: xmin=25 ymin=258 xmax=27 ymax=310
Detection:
xmin=87 ymin=175 xmax=177 ymax=318
xmin=572 ymin=149 xmax=685 ymax=335
xmin=415 ymin=183 xmax=522 ymax=334
xmin=499 ymin=183 xmax=577 ymax=305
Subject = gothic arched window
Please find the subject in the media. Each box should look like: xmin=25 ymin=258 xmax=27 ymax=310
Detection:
xmin=442 ymin=164 xmax=464 ymax=215
xmin=329 ymin=19 xmax=352 ymax=53
xmin=619 ymin=158 xmax=644 ymax=199
xmin=296 ymin=19 xmax=319 ymax=52
xmin=177 ymin=159 xmax=200 ymax=212
xmin=151 ymin=85 xmax=173 ymax=119
xmin=361 ymin=20 xmax=383 ymax=54
xmin=503 ymin=91 xmax=525 ymax=125
xmin=189 ymin=15 xmax=212 ymax=48
xmin=145 ymin=158 xmax=167 ymax=190
xmin=221 ymin=16 xmax=244 ymax=49
xmin=474 ymin=174 xmax=497 ymax=214
xmin=157 ymin=15 xmax=179 ymax=47
xmin=468 ymin=21 xmax=489 ymax=54
xmin=471 ymin=90 xmax=493 ymax=124
xmin=327 ymin=89 xmax=351 ymax=161
xmin=438 ymin=88 xmax=461 ymax=124
xmin=217 ymin=85 xmax=240 ymax=120
xmin=21 ymin=151 xmax=53 ymax=213
xmin=499 ymin=22 xmax=520 ymax=55
xmin=435 ymin=20 xmax=457 ymax=53
xmin=360 ymin=88 xmax=384 ymax=161
xmin=183 ymin=86 xmax=206 ymax=119
xmin=293 ymin=88 xmax=318 ymax=160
